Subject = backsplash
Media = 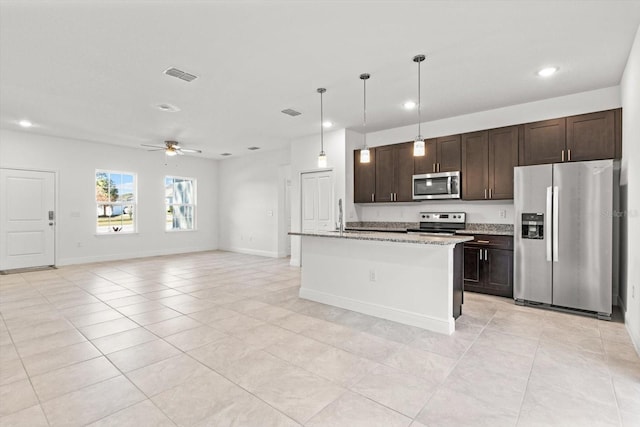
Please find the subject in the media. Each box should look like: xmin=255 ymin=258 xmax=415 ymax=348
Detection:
xmin=350 ymin=200 xmax=515 ymax=224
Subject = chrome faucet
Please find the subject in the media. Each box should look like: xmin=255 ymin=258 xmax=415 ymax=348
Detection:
xmin=338 ymin=198 xmax=344 ymax=236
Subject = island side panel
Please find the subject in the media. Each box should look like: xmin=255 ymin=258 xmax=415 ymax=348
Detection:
xmin=299 ymin=235 xmax=455 ymax=334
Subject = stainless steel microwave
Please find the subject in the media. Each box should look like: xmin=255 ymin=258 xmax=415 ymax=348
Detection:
xmin=412 ymin=171 xmax=461 ymax=200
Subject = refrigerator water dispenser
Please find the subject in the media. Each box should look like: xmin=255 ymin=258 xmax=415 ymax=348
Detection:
xmin=521 ymin=213 xmax=544 ymax=239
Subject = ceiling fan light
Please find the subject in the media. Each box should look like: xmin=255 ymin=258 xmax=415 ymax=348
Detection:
xmin=166 ymin=148 xmax=178 ymax=156
xmin=318 ymin=151 xmax=327 ymax=168
xmin=414 ymin=138 xmax=425 ymax=156
xmin=360 ymin=148 xmax=370 ymax=163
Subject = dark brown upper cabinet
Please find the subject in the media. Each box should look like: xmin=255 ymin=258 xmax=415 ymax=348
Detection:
xmin=461 ymin=131 xmax=489 ymax=200
xmin=462 ymin=126 xmax=518 ymax=200
xmin=375 ymin=142 xmax=414 ymax=202
xmin=395 ymin=142 xmax=415 ymax=202
xmin=521 ymin=118 xmax=566 ymax=165
xmin=488 ymin=126 xmax=519 ymax=199
xmin=414 ymin=136 xmax=461 ymax=174
xmin=566 ymin=110 xmax=615 ymax=161
xmin=520 ymin=109 xmax=620 ymax=165
xmin=354 ymin=148 xmax=376 ymax=203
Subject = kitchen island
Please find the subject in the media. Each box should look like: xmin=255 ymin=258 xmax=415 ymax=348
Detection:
xmin=290 ymin=231 xmax=473 ymax=335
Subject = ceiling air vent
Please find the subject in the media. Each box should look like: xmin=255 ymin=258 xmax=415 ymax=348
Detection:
xmin=220 ymin=153 xmax=232 ymax=156
xmin=247 ymin=146 xmax=260 ymax=151
xmin=281 ymin=108 xmax=301 ymax=117
xmin=164 ymin=67 xmax=198 ymax=82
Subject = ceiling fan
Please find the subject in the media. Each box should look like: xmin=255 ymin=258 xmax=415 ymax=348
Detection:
xmin=141 ymin=140 xmax=202 ymax=156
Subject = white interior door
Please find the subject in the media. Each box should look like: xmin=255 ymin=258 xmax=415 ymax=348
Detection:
xmin=0 ymin=169 xmax=56 ymax=270
xmin=301 ymin=170 xmax=333 ymax=233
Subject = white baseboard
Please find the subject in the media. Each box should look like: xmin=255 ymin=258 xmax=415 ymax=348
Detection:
xmin=289 ymin=257 xmax=301 ymax=267
xmin=299 ymin=287 xmax=455 ymax=335
xmin=219 ymin=246 xmax=280 ymax=258
xmin=57 ymin=245 xmax=217 ymax=266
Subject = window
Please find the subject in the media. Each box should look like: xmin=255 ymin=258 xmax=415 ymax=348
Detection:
xmin=165 ymin=176 xmax=196 ymax=231
xmin=96 ymin=170 xmax=136 ymax=234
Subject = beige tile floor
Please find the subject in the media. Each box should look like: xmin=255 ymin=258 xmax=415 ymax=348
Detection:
xmin=0 ymin=250 xmax=638 ymax=426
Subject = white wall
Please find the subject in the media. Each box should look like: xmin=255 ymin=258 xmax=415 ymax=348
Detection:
xmin=0 ymin=130 xmax=218 ymax=265
xmin=217 ymin=148 xmax=290 ymax=257
xmin=620 ymin=25 xmax=640 ymax=354
xmin=290 ymin=128 xmax=346 ymax=266
xmin=345 ymin=86 xmax=621 ymax=225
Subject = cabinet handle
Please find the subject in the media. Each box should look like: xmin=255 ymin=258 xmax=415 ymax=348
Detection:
xmin=568 ymin=149 xmax=571 ymax=161
xmin=484 ymin=249 xmax=488 ymax=260
xmin=484 ymin=189 xmax=487 ymax=199
xmin=489 ymin=188 xmax=492 ymax=199
xmin=433 ymin=163 xmax=436 ymax=173
xmin=371 ymin=193 xmax=374 ymax=202
xmin=477 ymin=240 xmax=490 ymax=244
xmin=479 ymin=250 xmax=483 ymax=261
xmin=561 ymin=149 xmax=565 ymax=162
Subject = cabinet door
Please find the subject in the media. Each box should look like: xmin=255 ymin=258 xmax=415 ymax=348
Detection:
xmin=463 ymin=246 xmax=482 ymax=284
xmin=375 ymin=145 xmax=395 ymax=202
xmin=566 ymin=110 xmax=615 ymax=161
xmin=485 ymin=249 xmax=513 ymax=298
xmin=488 ymin=126 xmax=519 ymax=200
xmin=413 ymin=139 xmax=437 ymax=174
xmin=354 ymin=149 xmax=376 ymax=203
xmin=461 ymin=131 xmax=489 ymax=200
xmin=395 ymin=142 xmax=415 ymax=202
xmin=521 ymin=118 xmax=566 ymax=165
xmin=437 ymin=135 xmax=461 ymax=172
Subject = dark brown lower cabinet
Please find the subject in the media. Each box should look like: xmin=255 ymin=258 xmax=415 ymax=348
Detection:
xmin=463 ymin=234 xmax=513 ymax=298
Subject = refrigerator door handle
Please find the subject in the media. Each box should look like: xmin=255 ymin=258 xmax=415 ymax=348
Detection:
xmin=553 ymin=186 xmax=559 ymax=262
xmin=546 ymin=186 xmax=552 ymax=262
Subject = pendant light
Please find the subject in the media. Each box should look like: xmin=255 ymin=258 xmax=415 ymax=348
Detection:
xmin=359 ymin=73 xmax=371 ymax=163
xmin=317 ymin=88 xmax=328 ymax=168
xmin=413 ymin=54 xmax=426 ymax=156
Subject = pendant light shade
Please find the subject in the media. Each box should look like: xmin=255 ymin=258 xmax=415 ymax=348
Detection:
xmin=359 ymin=73 xmax=371 ymax=164
xmin=317 ymin=88 xmax=328 ymax=168
xmin=413 ymin=54 xmax=426 ymax=157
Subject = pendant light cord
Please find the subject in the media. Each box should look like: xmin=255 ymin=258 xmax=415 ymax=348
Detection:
xmin=417 ymin=59 xmax=421 ymax=137
xmin=320 ymin=90 xmax=324 ymax=153
xmin=363 ymin=77 xmax=367 ymax=147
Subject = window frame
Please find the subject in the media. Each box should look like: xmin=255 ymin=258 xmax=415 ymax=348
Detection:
xmin=95 ymin=169 xmax=138 ymax=235
xmin=164 ymin=175 xmax=197 ymax=232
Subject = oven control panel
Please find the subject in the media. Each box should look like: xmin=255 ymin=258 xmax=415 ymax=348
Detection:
xmin=419 ymin=212 xmax=466 ymax=223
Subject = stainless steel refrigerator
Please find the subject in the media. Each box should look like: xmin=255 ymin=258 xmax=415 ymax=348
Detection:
xmin=514 ymin=159 xmax=618 ymax=319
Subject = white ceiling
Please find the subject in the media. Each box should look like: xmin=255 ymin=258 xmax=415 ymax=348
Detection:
xmin=1 ymin=0 xmax=640 ymax=159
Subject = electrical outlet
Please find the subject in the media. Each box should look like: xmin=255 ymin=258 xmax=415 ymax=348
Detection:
xmin=369 ymin=269 xmax=376 ymax=282
xmin=499 ymin=209 xmax=507 ymax=219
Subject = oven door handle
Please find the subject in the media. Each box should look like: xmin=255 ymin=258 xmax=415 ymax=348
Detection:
xmin=447 ymin=176 xmax=452 ymax=195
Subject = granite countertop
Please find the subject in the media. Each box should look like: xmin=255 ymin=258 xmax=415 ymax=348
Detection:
xmin=345 ymin=221 xmax=514 ymax=236
xmin=289 ymin=230 xmax=473 ymax=246
xmin=455 ymin=223 xmax=514 ymax=236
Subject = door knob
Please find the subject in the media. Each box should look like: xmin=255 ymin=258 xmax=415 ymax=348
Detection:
xmin=49 ymin=222 xmax=54 ymax=226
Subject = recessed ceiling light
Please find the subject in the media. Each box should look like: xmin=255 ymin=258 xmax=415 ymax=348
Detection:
xmin=323 ymin=121 xmax=333 ymax=128
xmin=537 ymin=67 xmax=558 ymax=77
xmin=18 ymin=119 xmax=33 ymax=128
xmin=247 ymin=146 xmax=260 ymax=151
xmin=156 ymin=103 xmax=180 ymax=112
xmin=403 ymin=101 xmax=416 ymax=110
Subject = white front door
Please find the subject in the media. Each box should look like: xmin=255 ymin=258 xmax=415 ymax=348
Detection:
xmin=301 ymin=170 xmax=333 ymax=233
xmin=0 ymin=169 xmax=56 ymax=270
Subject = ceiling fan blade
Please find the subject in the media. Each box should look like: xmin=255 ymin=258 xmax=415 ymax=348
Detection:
xmin=176 ymin=150 xmax=185 ymax=155
xmin=141 ymin=144 xmax=166 ymax=149
xmin=147 ymin=148 xmax=165 ymax=152
xmin=180 ymin=148 xmax=202 ymax=153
